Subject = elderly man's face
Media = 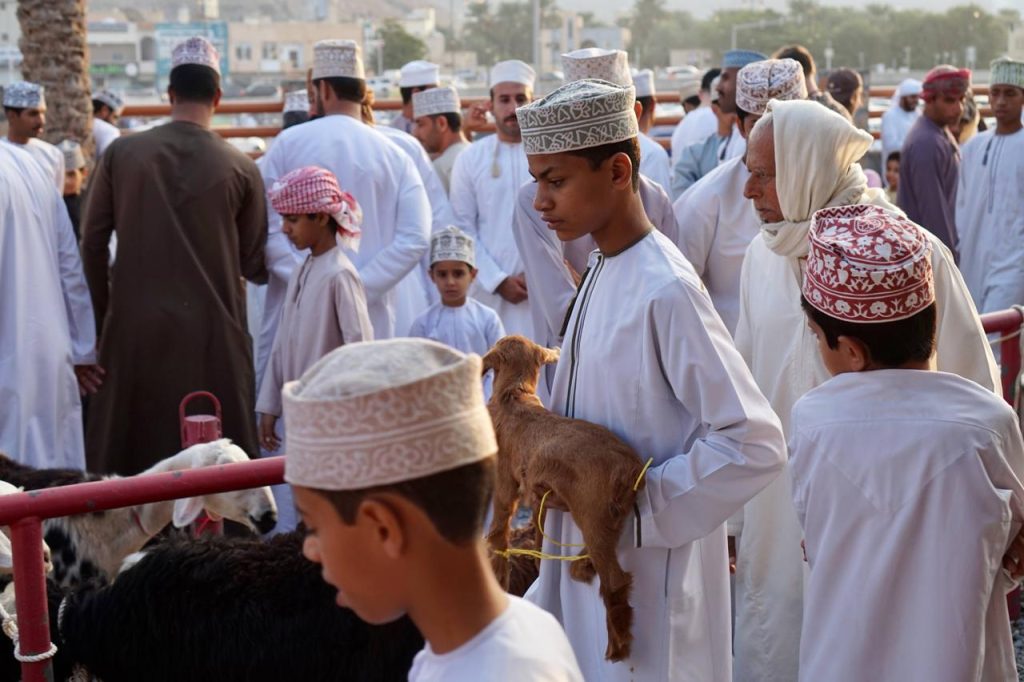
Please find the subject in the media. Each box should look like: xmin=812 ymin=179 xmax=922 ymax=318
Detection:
xmin=743 ymin=122 xmax=784 ymax=223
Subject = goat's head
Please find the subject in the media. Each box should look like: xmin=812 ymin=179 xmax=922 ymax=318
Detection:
xmin=481 ymin=335 xmax=560 ymax=397
xmin=170 ymin=440 xmax=279 ymax=534
xmin=0 ymin=480 xmax=52 ymax=575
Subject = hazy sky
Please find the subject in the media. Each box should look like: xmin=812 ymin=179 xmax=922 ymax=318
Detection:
xmin=562 ymin=0 xmax=1024 ymax=22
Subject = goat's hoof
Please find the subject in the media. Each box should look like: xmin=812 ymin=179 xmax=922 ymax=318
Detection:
xmin=569 ymin=557 xmax=596 ymax=583
xmin=605 ymin=638 xmax=632 ymax=662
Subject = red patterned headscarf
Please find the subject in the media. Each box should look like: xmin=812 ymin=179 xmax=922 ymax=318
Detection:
xmin=921 ymin=65 xmax=971 ymax=102
xmin=268 ymin=166 xmax=362 ymax=250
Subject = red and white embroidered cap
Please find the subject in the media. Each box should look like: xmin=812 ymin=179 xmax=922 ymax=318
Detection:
xmin=803 ymin=205 xmax=934 ymax=323
xmin=268 ymin=166 xmax=362 ymax=246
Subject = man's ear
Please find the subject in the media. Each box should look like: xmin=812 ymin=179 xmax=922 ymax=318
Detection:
xmin=836 ymin=335 xmax=871 ymax=372
xmin=359 ymin=497 xmax=406 ymax=560
xmin=633 ymin=101 xmax=643 ymax=121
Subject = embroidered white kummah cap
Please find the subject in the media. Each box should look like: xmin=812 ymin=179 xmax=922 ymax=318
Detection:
xmin=58 ymin=140 xmax=86 ymax=170
xmin=430 ymin=225 xmax=475 ymax=267
xmin=3 ymin=81 xmax=45 ymax=109
xmin=284 ymin=89 xmax=309 ymax=114
xmin=632 ymin=69 xmax=656 ymax=98
xmin=896 ymin=79 xmax=922 ymax=98
xmin=171 ymin=36 xmax=220 ymax=74
xmin=313 ymin=39 xmax=365 ymax=80
xmin=678 ymin=74 xmax=700 ymax=101
xmin=399 ymin=60 xmax=440 ymax=88
xmin=93 ymin=90 xmax=124 ymax=113
xmin=489 ymin=60 xmax=536 ymax=89
xmin=282 ymin=338 xmax=497 ymax=491
xmin=518 ymin=79 xmax=638 ymax=155
xmin=803 ymin=204 xmax=934 ymax=324
xmin=562 ymin=48 xmax=631 ymax=87
xmin=991 ymin=57 xmax=1024 ymax=90
xmin=413 ymin=86 xmax=461 ymax=119
xmin=736 ymin=58 xmax=807 ymax=116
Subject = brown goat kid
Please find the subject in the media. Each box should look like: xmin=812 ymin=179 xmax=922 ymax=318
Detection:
xmin=482 ymin=335 xmax=645 ymax=662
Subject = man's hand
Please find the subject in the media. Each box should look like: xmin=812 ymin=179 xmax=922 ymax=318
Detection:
xmin=1004 ymin=528 xmax=1024 ymax=580
xmin=497 ymin=275 xmax=528 ymax=304
xmin=74 ymin=364 xmax=105 ymax=396
xmin=259 ymin=413 xmax=281 ymax=452
xmin=464 ymin=102 xmax=489 ymax=136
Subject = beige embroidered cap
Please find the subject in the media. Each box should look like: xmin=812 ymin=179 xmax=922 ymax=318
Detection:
xmin=562 ymin=48 xmax=631 ymax=87
xmin=413 ymin=86 xmax=461 ymax=119
xmin=313 ymin=40 xmax=365 ymax=80
xmin=283 ymin=339 xmax=497 ymax=491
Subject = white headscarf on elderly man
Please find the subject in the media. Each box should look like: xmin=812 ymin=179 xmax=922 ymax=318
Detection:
xmin=754 ymin=98 xmax=899 ymax=260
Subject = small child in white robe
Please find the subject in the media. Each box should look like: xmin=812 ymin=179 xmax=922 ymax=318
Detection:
xmin=256 ymin=166 xmax=373 ymax=531
xmin=410 ymin=226 xmax=504 ymax=397
xmin=283 ymin=339 xmax=584 ymax=682
xmin=790 ymin=204 xmax=1024 ymax=682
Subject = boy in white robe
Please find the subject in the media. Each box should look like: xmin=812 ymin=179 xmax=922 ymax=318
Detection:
xmin=285 ymin=338 xmax=583 ymax=682
xmin=791 ymin=204 xmax=1024 ymax=682
xmin=516 ymin=78 xmax=786 ymax=681
xmin=410 ymin=226 xmax=505 ymax=372
xmin=955 ymin=57 xmax=1024 ymax=314
xmin=257 ymin=166 xmax=373 ymax=530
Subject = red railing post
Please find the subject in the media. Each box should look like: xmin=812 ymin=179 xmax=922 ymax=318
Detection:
xmin=10 ymin=518 xmax=53 ymax=682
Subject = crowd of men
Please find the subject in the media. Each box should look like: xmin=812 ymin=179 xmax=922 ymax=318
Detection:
xmin=2 ymin=30 xmax=1024 ymax=681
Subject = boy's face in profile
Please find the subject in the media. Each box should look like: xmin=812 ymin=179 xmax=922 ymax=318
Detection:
xmin=63 ymin=167 xmax=85 ymax=196
xmin=528 ymin=152 xmax=616 ymax=243
xmin=281 ymin=213 xmax=329 ymax=251
xmin=293 ymin=485 xmax=407 ymax=625
xmin=805 ymin=315 xmax=854 ymax=377
xmin=430 ymin=260 xmax=475 ymax=306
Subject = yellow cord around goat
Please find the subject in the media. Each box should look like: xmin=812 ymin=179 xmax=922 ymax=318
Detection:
xmin=492 ymin=457 xmax=654 ymax=564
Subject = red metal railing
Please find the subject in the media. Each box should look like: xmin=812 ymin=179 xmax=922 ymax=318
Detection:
xmin=0 ymin=456 xmax=285 ymax=681
xmin=0 ymin=305 xmax=1021 ymax=679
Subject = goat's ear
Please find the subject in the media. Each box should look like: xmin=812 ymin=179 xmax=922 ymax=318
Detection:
xmin=540 ymin=347 xmax=561 ymax=365
xmin=172 ymin=497 xmax=205 ymax=528
xmin=480 ymin=349 xmax=496 ymax=376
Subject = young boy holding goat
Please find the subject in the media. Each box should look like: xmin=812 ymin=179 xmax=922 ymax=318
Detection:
xmin=283 ymin=338 xmax=583 ymax=681
xmin=790 ymin=205 xmax=1024 ymax=681
xmin=514 ymin=78 xmax=786 ymax=680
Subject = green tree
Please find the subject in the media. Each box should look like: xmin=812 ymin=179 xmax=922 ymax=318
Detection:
xmin=378 ymin=19 xmax=428 ymax=71
xmin=461 ymin=0 xmax=560 ymax=65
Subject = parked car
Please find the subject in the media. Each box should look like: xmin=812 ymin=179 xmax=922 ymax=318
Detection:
xmin=243 ymin=83 xmax=281 ymax=98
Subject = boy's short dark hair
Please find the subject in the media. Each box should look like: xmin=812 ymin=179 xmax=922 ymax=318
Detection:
xmin=315 ymin=458 xmax=495 ymax=546
xmin=773 ymin=45 xmax=815 ymax=78
xmin=800 ymin=296 xmax=936 ymax=367
xmin=565 ymin=137 xmax=641 ymax=192
xmin=3 ymin=107 xmax=24 ymax=116
xmin=683 ymin=94 xmax=701 ymax=108
xmin=283 ymin=111 xmax=310 ymax=129
xmin=400 ymin=85 xmax=433 ymax=105
xmin=701 ymin=68 xmax=721 ymax=93
xmin=886 ymin=150 xmax=901 ymax=165
xmin=430 ymin=111 xmax=462 ymax=133
xmin=736 ymin=106 xmax=751 ymax=123
xmin=168 ymin=64 xmax=220 ymax=104
xmin=302 ymin=213 xmax=341 ymax=233
xmin=637 ymin=95 xmax=655 ymax=121
xmin=314 ymin=76 xmax=367 ymax=105
xmin=92 ymin=99 xmax=109 ymax=114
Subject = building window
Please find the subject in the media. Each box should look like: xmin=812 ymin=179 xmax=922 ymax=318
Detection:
xmin=261 ymin=42 xmax=277 ymax=60
xmin=235 ymin=43 xmax=251 ymax=61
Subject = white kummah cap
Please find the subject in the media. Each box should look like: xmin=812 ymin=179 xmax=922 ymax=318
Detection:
xmin=678 ymin=75 xmax=700 ymax=101
xmin=489 ymin=60 xmax=536 ymax=89
xmin=284 ymin=89 xmax=309 ymax=114
xmin=399 ymin=60 xmax=440 ymax=88
xmin=896 ymin=78 xmax=923 ymax=98
xmin=736 ymin=58 xmax=807 ymax=116
xmin=633 ymin=69 xmax=656 ymax=98
xmin=413 ymin=85 xmax=461 ymax=119
xmin=58 ymin=140 xmax=85 ymax=170
xmin=313 ymin=39 xmax=365 ymax=80
xmin=171 ymin=36 xmax=220 ymax=74
xmin=430 ymin=225 xmax=475 ymax=267
xmin=517 ymin=79 xmax=638 ymax=155
xmin=562 ymin=48 xmax=631 ymax=87
xmin=93 ymin=89 xmax=123 ymax=113
xmin=991 ymin=57 xmax=1024 ymax=90
xmin=3 ymin=81 xmax=45 ymax=109
xmin=282 ymin=338 xmax=497 ymax=491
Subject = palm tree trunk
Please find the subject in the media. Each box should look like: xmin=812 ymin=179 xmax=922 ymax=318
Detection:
xmin=17 ymin=0 xmax=92 ymax=152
